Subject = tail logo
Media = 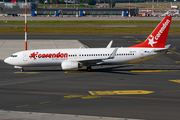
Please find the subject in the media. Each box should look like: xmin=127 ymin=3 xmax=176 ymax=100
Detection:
xmin=155 ymin=19 xmax=170 ymax=41
xmin=148 ymin=35 xmax=157 ymax=47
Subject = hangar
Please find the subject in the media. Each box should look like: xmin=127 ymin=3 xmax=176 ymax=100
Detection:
xmin=32 ymin=8 xmax=138 ymax=17
xmin=0 ymin=1 xmax=138 ymax=17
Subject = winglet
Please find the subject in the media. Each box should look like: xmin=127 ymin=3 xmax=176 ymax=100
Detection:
xmin=108 ymin=47 xmax=118 ymax=59
xmin=106 ymin=40 xmax=113 ymax=48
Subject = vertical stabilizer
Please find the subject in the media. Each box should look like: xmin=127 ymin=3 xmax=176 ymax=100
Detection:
xmin=11 ymin=0 xmax=16 ymax=2
xmin=130 ymin=16 xmax=172 ymax=48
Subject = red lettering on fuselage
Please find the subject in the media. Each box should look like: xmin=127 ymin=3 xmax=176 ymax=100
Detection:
xmin=30 ymin=52 xmax=38 ymax=59
xmin=30 ymin=52 xmax=68 ymax=60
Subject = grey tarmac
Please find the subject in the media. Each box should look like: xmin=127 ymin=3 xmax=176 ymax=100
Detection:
xmin=0 ymin=34 xmax=180 ymax=120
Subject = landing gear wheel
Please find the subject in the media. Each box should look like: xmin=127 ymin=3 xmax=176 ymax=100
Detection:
xmin=21 ymin=68 xmax=24 ymax=72
xmin=87 ymin=66 xmax=92 ymax=72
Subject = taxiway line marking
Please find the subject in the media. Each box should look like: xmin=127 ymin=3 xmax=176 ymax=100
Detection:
xmin=39 ymin=101 xmax=50 ymax=104
xmin=81 ymin=96 xmax=101 ymax=99
xmin=169 ymin=50 xmax=180 ymax=56
xmin=169 ymin=80 xmax=180 ymax=83
xmin=64 ymin=95 xmax=83 ymax=98
xmin=89 ymin=90 xmax=154 ymax=96
xmin=14 ymin=72 xmax=40 ymax=74
xmin=131 ymin=70 xmax=179 ymax=72
xmin=60 ymin=99 xmax=71 ymax=101
xmin=64 ymin=95 xmax=101 ymax=99
xmin=123 ymin=36 xmax=134 ymax=38
xmin=65 ymin=71 xmax=94 ymax=73
xmin=166 ymin=52 xmax=173 ymax=54
xmin=0 ymin=108 xmax=5 ymax=110
xmin=16 ymin=104 xmax=28 ymax=108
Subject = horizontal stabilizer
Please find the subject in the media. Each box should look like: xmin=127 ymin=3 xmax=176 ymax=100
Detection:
xmin=165 ymin=44 xmax=171 ymax=49
xmin=154 ymin=44 xmax=171 ymax=52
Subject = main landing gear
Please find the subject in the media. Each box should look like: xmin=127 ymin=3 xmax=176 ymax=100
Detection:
xmin=87 ymin=66 xmax=92 ymax=72
xmin=21 ymin=68 xmax=24 ymax=72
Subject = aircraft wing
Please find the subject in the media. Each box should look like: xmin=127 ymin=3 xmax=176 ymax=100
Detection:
xmin=78 ymin=58 xmax=104 ymax=66
xmin=73 ymin=47 xmax=118 ymax=66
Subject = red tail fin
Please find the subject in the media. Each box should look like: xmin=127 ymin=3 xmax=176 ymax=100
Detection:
xmin=130 ymin=16 xmax=172 ymax=48
xmin=11 ymin=0 xmax=16 ymax=2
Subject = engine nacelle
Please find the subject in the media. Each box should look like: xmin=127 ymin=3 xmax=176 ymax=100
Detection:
xmin=61 ymin=61 xmax=79 ymax=70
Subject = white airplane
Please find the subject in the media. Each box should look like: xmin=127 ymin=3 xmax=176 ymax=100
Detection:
xmin=173 ymin=10 xmax=179 ymax=17
xmin=161 ymin=10 xmax=171 ymax=17
xmin=44 ymin=0 xmax=48 ymax=4
xmin=171 ymin=2 xmax=178 ymax=9
xmin=4 ymin=16 xmax=172 ymax=72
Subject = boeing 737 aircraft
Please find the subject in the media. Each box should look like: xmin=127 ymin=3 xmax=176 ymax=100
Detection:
xmin=4 ymin=16 xmax=172 ymax=72
xmin=171 ymin=2 xmax=178 ymax=9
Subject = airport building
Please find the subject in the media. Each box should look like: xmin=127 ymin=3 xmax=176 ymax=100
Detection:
xmin=0 ymin=2 xmax=38 ymax=16
xmin=32 ymin=8 xmax=138 ymax=17
xmin=0 ymin=1 xmax=138 ymax=17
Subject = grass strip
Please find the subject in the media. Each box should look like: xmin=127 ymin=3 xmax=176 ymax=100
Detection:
xmin=1 ymin=20 xmax=180 ymax=25
xmin=0 ymin=27 xmax=179 ymax=34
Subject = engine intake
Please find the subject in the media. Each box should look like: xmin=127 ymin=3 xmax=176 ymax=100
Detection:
xmin=61 ymin=61 xmax=79 ymax=70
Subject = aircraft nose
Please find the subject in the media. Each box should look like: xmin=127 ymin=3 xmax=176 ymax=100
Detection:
xmin=4 ymin=57 xmax=11 ymax=64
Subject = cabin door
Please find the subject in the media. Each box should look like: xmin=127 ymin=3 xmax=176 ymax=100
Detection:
xmin=23 ymin=52 xmax=28 ymax=61
xmin=140 ymin=50 xmax=144 ymax=59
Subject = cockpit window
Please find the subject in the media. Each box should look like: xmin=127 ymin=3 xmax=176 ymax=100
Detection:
xmin=11 ymin=55 xmax=17 ymax=57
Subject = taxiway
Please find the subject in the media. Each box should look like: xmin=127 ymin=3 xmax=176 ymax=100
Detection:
xmin=0 ymin=34 xmax=180 ymax=120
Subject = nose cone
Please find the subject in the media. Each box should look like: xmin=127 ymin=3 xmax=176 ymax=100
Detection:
xmin=4 ymin=57 xmax=11 ymax=65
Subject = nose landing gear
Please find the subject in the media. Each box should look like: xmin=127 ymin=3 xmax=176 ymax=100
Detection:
xmin=21 ymin=68 xmax=24 ymax=72
xmin=87 ymin=66 xmax=92 ymax=72
xmin=14 ymin=66 xmax=24 ymax=72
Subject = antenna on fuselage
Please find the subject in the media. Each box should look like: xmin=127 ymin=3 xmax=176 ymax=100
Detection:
xmin=25 ymin=0 xmax=27 ymax=50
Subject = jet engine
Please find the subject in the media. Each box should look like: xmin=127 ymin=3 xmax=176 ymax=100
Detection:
xmin=61 ymin=61 xmax=80 ymax=70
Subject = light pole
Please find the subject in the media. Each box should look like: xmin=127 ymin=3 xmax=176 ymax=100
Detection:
xmin=25 ymin=0 xmax=27 ymax=50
